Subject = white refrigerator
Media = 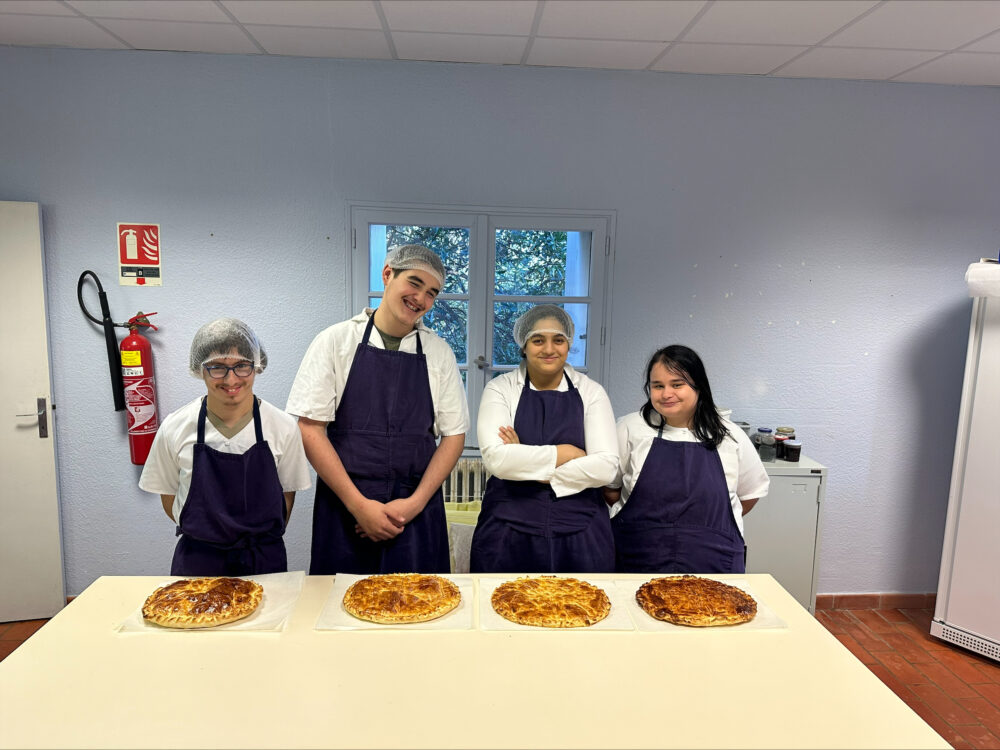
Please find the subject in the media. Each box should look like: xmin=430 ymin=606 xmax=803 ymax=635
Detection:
xmin=932 ymin=261 xmax=1000 ymax=662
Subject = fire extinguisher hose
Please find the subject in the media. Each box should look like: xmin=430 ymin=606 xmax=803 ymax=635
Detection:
xmin=77 ymin=270 xmax=126 ymax=412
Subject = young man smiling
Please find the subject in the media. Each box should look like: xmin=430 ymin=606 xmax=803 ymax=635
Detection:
xmin=287 ymin=245 xmax=468 ymax=574
xmin=139 ymin=318 xmax=311 ymax=576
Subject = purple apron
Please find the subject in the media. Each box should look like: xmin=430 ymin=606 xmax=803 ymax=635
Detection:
xmin=309 ymin=314 xmax=449 ymax=575
xmin=611 ymin=426 xmax=745 ymax=574
xmin=171 ymin=397 xmax=287 ymax=576
xmin=470 ymin=371 xmax=614 ymax=573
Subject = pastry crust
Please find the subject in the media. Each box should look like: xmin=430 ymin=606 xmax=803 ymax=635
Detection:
xmin=491 ymin=576 xmax=611 ymax=628
xmin=636 ymin=575 xmax=757 ymax=627
xmin=343 ymin=574 xmax=461 ymax=624
xmin=142 ymin=577 xmax=263 ymax=629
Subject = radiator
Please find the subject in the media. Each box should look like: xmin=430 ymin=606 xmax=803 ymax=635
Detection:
xmin=442 ymin=456 xmax=488 ymax=505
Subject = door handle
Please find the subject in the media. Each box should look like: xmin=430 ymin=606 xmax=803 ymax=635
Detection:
xmin=15 ymin=397 xmax=48 ymax=438
xmin=473 ymin=355 xmax=487 ymax=370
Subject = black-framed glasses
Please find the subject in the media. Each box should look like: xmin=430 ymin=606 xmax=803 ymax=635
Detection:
xmin=203 ymin=362 xmax=255 ymax=379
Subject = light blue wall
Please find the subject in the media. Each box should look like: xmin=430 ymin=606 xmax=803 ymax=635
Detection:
xmin=3 ymin=46 xmax=998 ymax=597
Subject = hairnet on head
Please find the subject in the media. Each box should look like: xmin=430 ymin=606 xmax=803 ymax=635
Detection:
xmin=512 ymin=304 xmax=575 ymax=349
xmin=385 ymin=244 xmax=446 ymax=288
xmin=189 ymin=318 xmax=267 ymax=377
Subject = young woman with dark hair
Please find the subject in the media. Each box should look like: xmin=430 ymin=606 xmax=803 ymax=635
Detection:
xmin=604 ymin=345 xmax=768 ymax=574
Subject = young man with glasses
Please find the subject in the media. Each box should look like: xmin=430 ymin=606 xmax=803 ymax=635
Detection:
xmin=139 ymin=318 xmax=310 ymax=575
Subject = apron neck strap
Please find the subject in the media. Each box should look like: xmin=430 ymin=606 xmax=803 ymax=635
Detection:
xmin=252 ymin=396 xmax=264 ymax=443
xmin=362 ymin=312 xmax=377 ymax=344
xmin=197 ymin=396 xmax=264 ymax=444
xmin=197 ymin=397 xmax=208 ymax=444
xmin=523 ymin=368 xmax=573 ymax=392
xmin=363 ymin=311 xmax=423 ymax=354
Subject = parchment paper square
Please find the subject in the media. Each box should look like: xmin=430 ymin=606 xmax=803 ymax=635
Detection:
xmin=618 ymin=577 xmax=788 ymax=631
xmin=117 ymin=570 xmax=305 ymax=633
xmin=478 ymin=575 xmax=635 ymax=631
xmin=315 ymin=573 xmax=474 ymax=630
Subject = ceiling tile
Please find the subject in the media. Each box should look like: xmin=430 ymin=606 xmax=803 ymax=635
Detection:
xmin=965 ymin=30 xmax=1000 ymax=53
xmin=893 ymin=51 xmax=1000 ymax=85
xmin=99 ymin=19 xmax=259 ymax=53
xmin=0 ymin=2 xmax=77 ymax=16
xmin=527 ymin=37 xmax=665 ymax=68
xmin=537 ymin=0 xmax=704 ymax=41
xmin=381 ymin=0 xmax=537 ymax=35
xmin=394 ymin=31 xmax=527 ymax=64
xmin=222 ymin=0 xmax=381 ymax=29
xmin=246 ymin=24 xmax=391 ymax=58
xmin=684 ymin=0 xmax=879 ymax=45
xmin=67 ymin=1 xmax=229 ymax=22
xmin=775 ymin=46 xmax=940 ymax=80
xmin=0 ymin=13 xmax=126 ymax=48
xmin=827 ymin=1 xmax=1000 ymax=50
xmin=652 ymin=42 xmax=807 ymax=75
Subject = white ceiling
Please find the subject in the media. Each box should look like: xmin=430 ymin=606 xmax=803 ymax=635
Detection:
xmin=2 ymin=0 xmax=1000 ymax=86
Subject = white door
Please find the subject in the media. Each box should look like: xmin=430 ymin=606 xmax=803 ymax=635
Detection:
xmin=0 ymin=201 xmax=65 ymax=620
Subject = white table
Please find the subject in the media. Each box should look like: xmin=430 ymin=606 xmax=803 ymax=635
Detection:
xmin=0 ymin=574 xmax=947 ymax=749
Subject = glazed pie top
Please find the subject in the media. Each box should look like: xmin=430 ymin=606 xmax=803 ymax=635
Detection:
xmin=142 ymin=577 xmax=263 ymax=629
xmin=342 ymin=574 xmax=461 ymax=624
xmin=491 ymin=576 xmax=611 ymax=628
xmin=636 ymin=575 xmax=757 ymax=627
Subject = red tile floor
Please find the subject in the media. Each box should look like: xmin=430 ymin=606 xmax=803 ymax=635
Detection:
xmin=3 ymin=604 xmax=1000 ymax=748
xmin=815 ymin=604 xmax=1000 ymax=749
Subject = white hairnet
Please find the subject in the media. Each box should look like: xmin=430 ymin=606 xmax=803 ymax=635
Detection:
xmin=512 ymin=304 xmax=575 ymax=349
xmin=189 ymin=318 xmax=267 ymax=377
xmin=385 ymin=244 xmax=446 ymax=288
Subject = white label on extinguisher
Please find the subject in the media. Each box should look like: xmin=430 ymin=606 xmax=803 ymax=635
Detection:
xmin=122 ymin=366 xmax=144 ymax=377
xmin=124 ymin=376 xmax=158 ymax=434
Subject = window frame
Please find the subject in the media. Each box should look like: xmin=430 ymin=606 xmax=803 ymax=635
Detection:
xmin=349 ymin=201 xmax=617 ymax=448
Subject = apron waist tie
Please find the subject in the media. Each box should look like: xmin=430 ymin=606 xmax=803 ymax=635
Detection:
xmin=175 ymin=528 xmax=280 ymax=573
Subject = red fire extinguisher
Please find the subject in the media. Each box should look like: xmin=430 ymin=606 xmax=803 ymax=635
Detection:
xmin=120 ymin=311 xmax=159 ymax=465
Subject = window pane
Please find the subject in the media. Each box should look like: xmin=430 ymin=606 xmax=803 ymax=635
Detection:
xmin=492 ymin=301 xmax=533 ymax=366
xmin=494 ymin=230 xmax=591 ymax=296
xmin=369 ymin=225 xmax=469 ymax=294
xmin=423 ymin=300 xmax=468 ymax=364
xmin=492 ymin=301 xmax=587 ymax=368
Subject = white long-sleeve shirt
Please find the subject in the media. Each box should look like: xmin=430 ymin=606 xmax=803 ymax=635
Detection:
xmin=477 ymin=363 xmax=618 ymax=497
xmin=608 ymin=411 xmax=769 ymax=536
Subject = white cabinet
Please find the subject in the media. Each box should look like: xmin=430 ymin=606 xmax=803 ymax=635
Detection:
xmin=744 ymin=456 xmax=826 ymax=613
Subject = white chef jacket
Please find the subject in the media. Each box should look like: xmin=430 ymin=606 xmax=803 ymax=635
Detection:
xmin=608 ymin=411 xmax=769 ymax=536
xmin=478 ymin=363 xmax=618 ymax=498
xmin=286 ymin=309 xmax=469 ymax=437
xmin=139 ymin=396 xmax=312 ymax=522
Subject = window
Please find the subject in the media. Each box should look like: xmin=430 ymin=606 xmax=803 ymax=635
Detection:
xmin=351 ymin=203 xmax=615 ymax=446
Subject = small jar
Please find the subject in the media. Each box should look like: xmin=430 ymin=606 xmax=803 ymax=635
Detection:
xmin=774 ymin=426 xmax=795 ymax=459
xmin=755 ymin=428 xmax=776 ymax=462
xmin=734 ymin=421 xmax=752 ymax=437
xmin=774 ymin=434 xmax=789 ymax=459
xmin=784 ymin=440 xmax=802 ymax=462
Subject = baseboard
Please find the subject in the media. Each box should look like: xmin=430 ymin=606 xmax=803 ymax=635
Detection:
xmin=815 ymin=592 xmax=936 ymax=610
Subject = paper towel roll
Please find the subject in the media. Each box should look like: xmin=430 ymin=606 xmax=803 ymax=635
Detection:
xmin=966 ymin=261 xmax=1000 ymax=297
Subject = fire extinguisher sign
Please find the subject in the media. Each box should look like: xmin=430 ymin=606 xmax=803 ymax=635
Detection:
xmin=117 ymin=222 xmax=162 ymax=287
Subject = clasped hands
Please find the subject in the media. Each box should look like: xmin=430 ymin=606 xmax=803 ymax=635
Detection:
xmin=353 ymin=496 xmax=419 ymax=541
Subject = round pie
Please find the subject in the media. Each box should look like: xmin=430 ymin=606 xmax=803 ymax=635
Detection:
xmin=491 ymin=576 xmax=611 ymax=628
xmin=142 ymin=577 xmax=263 ymax=629
xmin=342 ymin=573 xmax=461 ymax=624
xmin=636 ymin=575 xmax=757 ymax=627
